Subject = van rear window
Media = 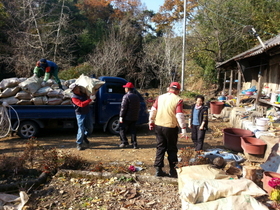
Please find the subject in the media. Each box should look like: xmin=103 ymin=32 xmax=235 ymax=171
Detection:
xmin=106 ymin=84 xmax=125 ymax=94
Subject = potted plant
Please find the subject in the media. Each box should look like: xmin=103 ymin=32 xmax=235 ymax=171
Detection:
xmin=268 ymin=177 xmax=280 ymax=209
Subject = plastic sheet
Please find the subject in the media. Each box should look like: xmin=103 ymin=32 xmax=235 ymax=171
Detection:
xmin=0 ymin=191 xmax=28 ymax=210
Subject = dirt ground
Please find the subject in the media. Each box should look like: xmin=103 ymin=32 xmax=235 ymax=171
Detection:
xmin=0 ymin=119 xmax=227 ymax=176
xmin=0 ymin=117 xmax=235 ymax=210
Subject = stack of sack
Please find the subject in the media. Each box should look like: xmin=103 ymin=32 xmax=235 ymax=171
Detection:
xmin=0 ymin=74 xmax=104 ymax=105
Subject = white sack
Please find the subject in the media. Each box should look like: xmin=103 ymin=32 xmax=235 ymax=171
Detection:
xmin=16 ymin=100 xmax=33 ymax=105
xmin=75 ymin=74 xmax=105 ymax=96
xmin=182 ymin=195 xmax=268 ymax=210
xmin=177 ymin=165 xmax=237 ymax=193
xmin=64 ymin=79 xmax=76 ymax=87
xmin=0 ymin=77 xmax=21 ymax=89
xmin=31 ymin=96 xmax=48 ymax=105
xmin=47 ymin=89 xmax=64 ymax=98
xmin=180 ymin=178 xmax=266 ymax=204
xmin=0 ymin=96 xmax=19 ymax=105
xmin=15 ymin=91 xmax=32 ymax=100
xmin=33 ymin=86 xmax=52 ymax=97
xmin=63 ymin=89 xmax=72 ymax=99
xmin=45 ymin=79 xmax=54 ymax=86
xmin=0 ymin=86 xmax=21 ymax=98
xmin=61 ymin=99 xmax=72 ymax=105
xmin=48 ymin=97 xmax=63 ymax=105
xmin=19 ymin=75 xmax=43 ymax=94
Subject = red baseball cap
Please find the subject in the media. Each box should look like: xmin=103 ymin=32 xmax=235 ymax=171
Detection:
xmin=123 ymin=82 xmax=134 ymax=88
xmin=169 ymin=82 xmax=181 ymax=90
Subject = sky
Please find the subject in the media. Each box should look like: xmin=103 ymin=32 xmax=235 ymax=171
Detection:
xmin=141 ymin=0 xmax=165 ymax=12
xmin=140 ymin=0 xmax=183 ymax=35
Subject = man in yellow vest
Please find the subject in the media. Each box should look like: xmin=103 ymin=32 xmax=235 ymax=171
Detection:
xmin=149 ymin=82 xmax=187 ymax=178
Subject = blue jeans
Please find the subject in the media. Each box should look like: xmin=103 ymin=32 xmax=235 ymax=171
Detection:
xmin=75 ymin=111 xmax=93 ymax=145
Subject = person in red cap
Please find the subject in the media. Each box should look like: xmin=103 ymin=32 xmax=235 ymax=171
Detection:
xmin=188 ymin=95 xmax=208 ymax=151
xmin=149 ymin=81 xmax=187 ymax=178
xmin=119 ymin=82 xmax=140 ymax=149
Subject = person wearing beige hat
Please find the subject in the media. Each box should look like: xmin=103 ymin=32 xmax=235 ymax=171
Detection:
xmin=149 ymin=82 xmax=187 ymax=178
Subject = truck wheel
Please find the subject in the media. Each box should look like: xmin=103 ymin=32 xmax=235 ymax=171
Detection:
xmin=17 ymin=121 xmax=39 ymax=139
xmin=108 ymin=116 xmax=120 ymax=135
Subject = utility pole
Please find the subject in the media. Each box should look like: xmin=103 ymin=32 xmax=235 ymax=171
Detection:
xmin=181 ymin=0 xmax=187 ymax=91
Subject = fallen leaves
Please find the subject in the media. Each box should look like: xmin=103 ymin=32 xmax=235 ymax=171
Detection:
xmin=27 ymin=174 xmax=180 ymax=209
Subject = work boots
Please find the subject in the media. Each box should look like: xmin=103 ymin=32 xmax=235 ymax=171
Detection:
xmin=169 ymin=163 xmax=178 ymax=178
xmin=155 ymin=167 xmax=168 ymax=177
xmin=169 ymin=168 xmax=178 ymax=178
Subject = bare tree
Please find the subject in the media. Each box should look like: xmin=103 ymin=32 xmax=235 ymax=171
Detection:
xmin=2 ymin=0 xmax=75 ymax=77
xmin=88 ymin=27 xmax=132 ymax=77
xmin=140 ymin=30 xmax=182 ymax=92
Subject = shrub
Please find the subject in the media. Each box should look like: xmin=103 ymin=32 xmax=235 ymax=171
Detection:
xmin=181 ymin=90 xmax=200 ymax=99
xmin=59 ymin=63 xmax=94 ymax=80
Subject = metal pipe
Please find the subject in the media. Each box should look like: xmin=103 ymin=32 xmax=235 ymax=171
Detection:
xmin=181 ymin=0 xmax=187 ymax=91
xmin=251 ymin=27 xmax=265 ymax=48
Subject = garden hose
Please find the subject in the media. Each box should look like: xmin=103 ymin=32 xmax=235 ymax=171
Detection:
xmin=0 ymin=101 xmax=20 ymax=138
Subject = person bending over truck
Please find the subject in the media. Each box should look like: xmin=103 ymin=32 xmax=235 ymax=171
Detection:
xmin=33 ymin=58 xmax=63 ymax=89
xmin=119 ymin=82 xmax=140 ymax=149
xmin=70 ymin=83 xmax=95 ymax=151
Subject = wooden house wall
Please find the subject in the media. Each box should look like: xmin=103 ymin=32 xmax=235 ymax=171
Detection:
xmin=241 ymin=54 xmax=280 ymax=94
xmin=265 ymin=55 xmax=280 ymax=92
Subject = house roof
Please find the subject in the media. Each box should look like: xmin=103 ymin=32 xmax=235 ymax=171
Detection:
xmin=217 ymin=35 xmax=280 ymax=68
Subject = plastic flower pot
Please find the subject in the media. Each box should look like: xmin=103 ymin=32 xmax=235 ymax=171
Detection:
xmin=210 ymin=101 xmax=224 ymax=114
xmin=261 ymin=171 xmax=280 ymax=194
xmin=241 ymin=136 xmax=267 ymax=155
xmin=223 ymin=128 xmax=254 ymax=152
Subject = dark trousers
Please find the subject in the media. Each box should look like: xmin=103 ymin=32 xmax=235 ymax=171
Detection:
xmin=191 ymin=125 xmax=206 ymax=151
xmin=119 ymin=120 xmax=137 ymax=145
xmin=154 ymin=125 xmax=178 ymax=168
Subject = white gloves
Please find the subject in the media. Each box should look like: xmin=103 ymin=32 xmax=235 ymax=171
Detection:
xmin=1 ymin=101 xmax=8 ymax=107
xmin=188 ymin=119 xmax=191 ymax=128
xmin=180 ymin=128 xmax=188 ymax=139
xmin=90 ymin=95 xmax=96 ymax=101
xmin=41 ymin=81 xmax=46 ymax=87
xmin=119 ymin=117 xmax=123 ymax=123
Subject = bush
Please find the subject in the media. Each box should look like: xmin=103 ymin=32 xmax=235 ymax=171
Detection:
xmin=59 ymin=63 xmax=94 ymax=80
xmin=181 ymin=90 xmax=200 ymax=99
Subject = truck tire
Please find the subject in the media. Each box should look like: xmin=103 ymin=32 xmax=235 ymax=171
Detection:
xmin=108 ymin=116 xmax=120 ymax=135
xmin=17 ymin=121 xmax=39 ymax=139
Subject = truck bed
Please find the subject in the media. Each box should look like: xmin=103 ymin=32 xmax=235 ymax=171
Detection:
xmin=9 ymin=105 xmax=77 ymax=120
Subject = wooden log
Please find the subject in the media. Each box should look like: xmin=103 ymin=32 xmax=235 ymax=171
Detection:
xmin=242 ymin=165 xmax=258 ymax=182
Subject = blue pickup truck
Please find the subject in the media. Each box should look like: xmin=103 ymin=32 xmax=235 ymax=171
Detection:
xmin=8 ymin=76 xmax=148 ymax=138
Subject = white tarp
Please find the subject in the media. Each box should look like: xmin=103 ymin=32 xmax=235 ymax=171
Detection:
xmin=177 ymin=165 xmax=237 ymax=193
xmin=182 ymin=195 xmax=268 ymax=210
xmin=178 ymin=165 xmax=268 ymax=210
xmin=180 ymin=178 xmax=266 ymax=204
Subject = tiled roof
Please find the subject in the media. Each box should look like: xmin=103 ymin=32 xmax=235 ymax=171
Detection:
xmin=217 ymin=35 xmax=280 ymax=67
